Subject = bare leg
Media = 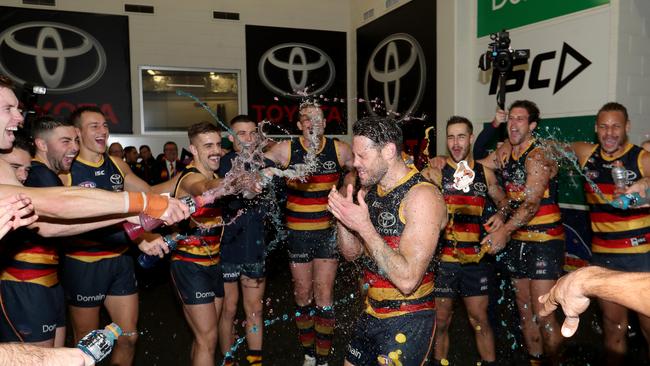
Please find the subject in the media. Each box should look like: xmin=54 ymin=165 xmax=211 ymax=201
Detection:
xmin=598 ymin=298 xmax=628 ymax=366
xmin=218 ymin=281 xmax=239 ymax=356
xmin=464 ymin=295 xmax=495 ymax=362
xmin=312 ymin=259 xmax=337 ymax=307
xmin=241 ymin=276 xmax=265 ymax=351
xmin=530 ymin=279 xmax=562 ymax=359
xmin=433 ymin=297 xmax=454 ymax=361
xmin=68 ymin=305 xmax=100 ymax=344
xmin=53 ymin=326 xmax=65 ymax=348
xmin=182 ymin=298 xmax=223 ymax=366
xmin=512 ymin=278 xmax=544 ymax=356
xmin=104 ymin=293 xmax=139 ymax=366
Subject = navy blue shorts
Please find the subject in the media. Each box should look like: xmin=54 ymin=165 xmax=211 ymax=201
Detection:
xmin=221 ymin=261 xmax=265 ymax=282
xmin=346 ymin=311 xmax=435 ymax=366
xmin=434 ymin=260 xmax=492 ymax=298
xmin=501 ymin=240 xmax=564 ymax=280
xmin=62 ymin=254 xmax=137 ymax=307
xmin=591 ymin=251 xmax=650 ymax=272
xmin=287 ymin=229 xmax=337 ymax=263
xmin=170 ymin=261 xmax=224 ymax=305
xmin=0 ymin=282 xmax=65 ymax=342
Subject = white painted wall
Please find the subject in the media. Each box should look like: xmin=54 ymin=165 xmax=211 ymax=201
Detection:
xmin=3 ymin=0 xmax=351 ymax=154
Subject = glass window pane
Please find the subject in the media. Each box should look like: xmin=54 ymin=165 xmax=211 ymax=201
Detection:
xmin=141 ymin=67 xmax=239 ymax=132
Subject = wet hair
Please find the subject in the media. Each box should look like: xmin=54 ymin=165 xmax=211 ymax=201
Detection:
xmin=597 ymin=102 xmax=629 ymax=122
xmin=31 ymin=115 xmax=73 ymax=139
xmin=509 ymin=100 xmax=540 ymax=124
xmin=69 ymin=106 xmax=104 ymax=128
xmin=229 ymin=115 xmax=256 ymax=127
xmin=352 ymin=116 xmax=402 ymax=155
xmin=0 ymin=74 xmax=14 ymax=89
xmin=446 ymin=115 xmax=473 ymax=135
xmin=187 ymin=121 xmax=220 ymax=143
xmin=298 ymin=102 xmax=324 ymax=119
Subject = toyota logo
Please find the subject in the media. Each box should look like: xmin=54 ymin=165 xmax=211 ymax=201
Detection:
xmin=378 ymin=212 xmax=396 ymax=228
xmin=322 ymin=160 xmax=336 ymax=171
xmin=473 ymin=182 xmax=487 ymax=193
xmin=364 ymin=33 xmax=426 ymax=116
xmin=0 ymin=21 xmax=107 ymax=94
xmin=110 ymin=174 xmax=123 ymax=185
xmin=258 ymin=43 xmax=335 ymax=98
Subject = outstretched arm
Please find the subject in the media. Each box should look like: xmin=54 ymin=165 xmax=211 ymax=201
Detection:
xmin=539 ymin=266 xmax=650 ymax=337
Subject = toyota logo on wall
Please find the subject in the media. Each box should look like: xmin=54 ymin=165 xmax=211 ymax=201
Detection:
xmin=0 ymin=21 xmax=107 ymax=94
xmin=363 ymin=33 xmax=426 ymax=116
xmin=258 ymin=43 xmax=335 ymax=98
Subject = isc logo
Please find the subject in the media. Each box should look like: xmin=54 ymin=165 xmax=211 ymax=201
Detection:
xmin=492 ymin=0 xmax=523 ymax=11
xmin=488 ymin=42 xmax=591 ymax=95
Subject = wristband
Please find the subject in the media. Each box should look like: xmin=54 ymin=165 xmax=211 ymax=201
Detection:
xmin=143 ymin=193 xmax=169 ymax=219
xmin=126 ymin=192 xmax=145 ymax=213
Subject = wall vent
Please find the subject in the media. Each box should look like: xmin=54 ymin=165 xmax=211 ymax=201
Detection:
xmin=213 ymin=11 xmax=240 ymax=20
xmin=124 ymin=4 xmax=154 ymax=14
xmin=22 ymin=0 xmax=55 ymax=6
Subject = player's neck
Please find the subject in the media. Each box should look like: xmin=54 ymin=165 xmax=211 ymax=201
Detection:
xmin=379 ymin=161 xmax=411 ymax=192
xmin=78 ymin=146 xmax=102 ymax=163
xmin=34 ymin=152 xmax=54 ymax=172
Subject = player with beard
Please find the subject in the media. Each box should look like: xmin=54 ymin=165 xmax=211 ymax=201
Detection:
xmin=328 ymin=116 xmax=446 ymax=366
xmin=217 ymin=115 xmax=274 ymax=366
xmin=265 ymin=103 xmax=354 ymax=366
xmin=421 ymin=116 xmax=507 ymax=366
xmin=0 ymin=118 xmax=172 ymax=348
xmin=541 ymin=102 xmax=650 ymax=365
xmin=62 ymin=106 xmax=183 ymax=365
xmin=164 ymin=121 xmax=236 ymax=366
xmin=480 ymin=100 xmax=564 ymax=365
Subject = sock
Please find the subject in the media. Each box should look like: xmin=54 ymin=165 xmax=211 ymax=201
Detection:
xmin=529 ymin=354 xmax=547 ymax=366
xmin=296 ymin=304 xmax=315 ymax=357
xmin=246 ymin=349 xmax=262 ymax=366
xmin=314 ymin=306 xmax=335 ymax=365
xmin=223 ymin=354 xmax=235 ymax=366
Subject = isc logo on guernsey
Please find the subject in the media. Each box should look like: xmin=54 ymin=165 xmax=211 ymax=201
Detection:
xmin=492 ymin=0 xmax=523 ymax=11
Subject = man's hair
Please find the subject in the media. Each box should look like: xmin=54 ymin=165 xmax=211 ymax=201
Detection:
xmin=509 ymin=100 xmax=540 ymax=124
xmin=163 ymin=141 xmax=177 ymax=148
xmin=352 ymin=116 xmax=402 ymax=154
xmin=124 ymin=146 xmax=137 ymax=154
xmin=69 ymin=106 xmax=104 ymax=128
xmin=12 ymin=132 xmax=35 ymax=157
xmin=0 ymin=74 xmax=14 ymax=89
xmin=188 ymin=122 xmax=220 ymax=143
xmin=229 ymin=114 xmax=255 ymax=127
xmin=139 ymin=144 xmax=150 ymax=151
xmin=597 ymin=102 xmax=629 ymax=122
xmin=298 ymin=102 xmax=324 ymax=118
xmin=31 ymin=115 xmax=73 ymax=139
xmin=446 ymin=115 xmax=473 ymax=134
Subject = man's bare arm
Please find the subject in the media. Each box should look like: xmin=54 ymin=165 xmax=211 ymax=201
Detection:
xmin=0 ymin=343 xmax=92 ymax=366
xmin=264 ymin=140 xmax=291 ymax=168
xmin=31 ymin=216 xmax=133 ymax=237
xmin=360 ymin=184 xmax=445 ymax=294
xmin=539 ymin=266 xmax=650 ymax=337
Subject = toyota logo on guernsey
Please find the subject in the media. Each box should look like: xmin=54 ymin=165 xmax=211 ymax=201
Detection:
xmin=258 ymin=43 xmax=335 ymax=98
xmin=364 ymin=33 xmax=426 ymax=116
xmin=0 ymin=21 xmax=107 ymax=94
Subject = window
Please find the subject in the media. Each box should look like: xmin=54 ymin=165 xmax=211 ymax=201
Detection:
xmin=139 ymin=66 xmax=240 ymax=132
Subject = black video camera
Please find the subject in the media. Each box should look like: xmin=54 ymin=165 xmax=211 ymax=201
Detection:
xmin=19 ymin=83 xmax=46 ymax=130
xmin=478 ymin=30 xmax=529 ymax=74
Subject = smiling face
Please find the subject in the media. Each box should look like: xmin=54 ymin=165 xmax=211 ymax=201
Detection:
xmin=77 ymin=111 xmax=109 ymax=155
xmin=40 ymin=125 xmax=79 ymax=173
xmin=0 ymin=87 xmax=23 ymax=150
xmin=229 ymin=121 xmax=258 ymax=153
xmin=506 ymin=107 xmax=537 ymax=146
xmin=190 ymin=132 xmax=222 ymax=172
xmin=596 ymin=110 xmax=629 ymax=155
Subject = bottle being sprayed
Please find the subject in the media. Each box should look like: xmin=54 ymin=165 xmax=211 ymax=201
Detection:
xmin=610 ymin=161 xmax=650 ymax=209
xmin=76 ymin=322 xmax=122 ymax=364
xmin=137 ymin=234 xmax=185 ymax=268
